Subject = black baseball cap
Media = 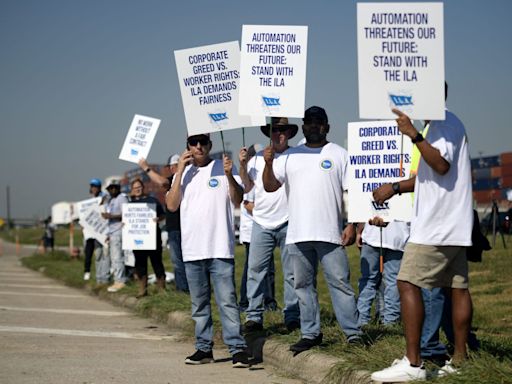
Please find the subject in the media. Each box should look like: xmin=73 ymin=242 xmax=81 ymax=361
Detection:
xmin=303 ymin=106 xmax=328 ymax=123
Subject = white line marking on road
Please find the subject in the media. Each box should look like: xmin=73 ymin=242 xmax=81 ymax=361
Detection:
xmin=0 ymin=284 xmax=67 ymax=289
xmin=0 ymin=325 xmax=177 ymax=341
xmin=0 ymin=306 xmax=129 ymax=316
xmin=0 ymin=291 xmax=85 ymax=298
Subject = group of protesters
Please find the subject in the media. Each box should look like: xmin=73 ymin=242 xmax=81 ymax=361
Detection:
xmin=82 ymin=92 xmax=476 ymax=379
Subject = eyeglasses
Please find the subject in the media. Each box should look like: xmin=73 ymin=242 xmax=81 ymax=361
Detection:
xmin=187 ymin=137 xmax=210 ymax=146
xmin=271 ymin=126 xmax=290 ymax=133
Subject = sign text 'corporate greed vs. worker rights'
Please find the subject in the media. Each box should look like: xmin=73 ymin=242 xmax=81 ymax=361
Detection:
xmin=175 ymin=41 xmax=264 ymax=136
xmin=239 ymin=25 xmax=308 ymax=118
xmin=347 ymin=120 xmax=413 ymax=223
xmin=357 ymin=3 xmax=444 ymax=120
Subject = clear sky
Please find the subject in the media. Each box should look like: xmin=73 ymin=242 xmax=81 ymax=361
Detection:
xmin=1 ymin=0 xmax=511 ymax=219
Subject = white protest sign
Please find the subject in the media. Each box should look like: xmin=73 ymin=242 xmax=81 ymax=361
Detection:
xmin=51 ymin=202 xmax=73 ymax=225
xmin=119 ymin=114 xmax=161 ymax=163
xmin=76 ymin=197 xmax=108 ymax=246
xmin=357 ymin=3 xmax=444 ymax=120
xmin=122 ymin=203 xmax=156 ymax=250
xmin=347 ymin=120 xmax=413 ymax=222
xmin=174 ymin=41 xmax=265 ymax=136
xmin=239 ymin=25 xmax=308 ymax=118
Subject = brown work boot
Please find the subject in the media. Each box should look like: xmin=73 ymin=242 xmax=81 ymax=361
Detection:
xmin=156 ymin=276 xmax=166 ymax=292
xmin=136 ymin=275 xmax=148 ymax=298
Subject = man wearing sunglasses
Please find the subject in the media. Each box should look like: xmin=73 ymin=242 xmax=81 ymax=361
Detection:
xmin=166 ymin=133 xmax=250 ymax=368
xmin=262 ymin=106 xmax=363 ymax=354
xmin=238 ymin=117 xmax=300 ymax=334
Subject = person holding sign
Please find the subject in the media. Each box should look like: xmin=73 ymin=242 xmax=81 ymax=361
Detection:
xmin=262 ymin=106 xmax=363 ymax=354
xmin=371 ymin=102 xmax=473 ymax=381
xmin=102 ymin=180 xmax=129 ymax=293
xmin=166 ymin=133 xmax=250 ymax=368
xmin=239 ymin=117 xmax=300 ymax=334
xmin=128 ymin=179 xmax=166 ymax=298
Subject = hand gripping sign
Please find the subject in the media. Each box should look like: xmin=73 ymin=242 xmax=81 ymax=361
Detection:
xmin=174 ymin=41 xmax=264 ymax=136
xmin=357 ymin=2 xmax=445 ymax=120
xmin=239 ymin=25 xmax=308 ymax=118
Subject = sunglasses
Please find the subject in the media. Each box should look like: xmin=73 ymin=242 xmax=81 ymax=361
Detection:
xmin=187 ymin=137 xmax=210 ymax=146
xmin=271 ymin=126 xmax=291 ymax=133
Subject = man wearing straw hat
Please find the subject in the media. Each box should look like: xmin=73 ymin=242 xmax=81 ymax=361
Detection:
xmin=166 ymin=133 xmax=251 ymax=368
xmin=239 ymin=117 xmax=300 ymax=334
xmin=262 ymin=106 xmax=363 ymax=354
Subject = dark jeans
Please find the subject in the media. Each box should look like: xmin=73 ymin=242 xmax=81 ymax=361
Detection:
xmin=168 ymin=230 xmax=189 ymax=292
xmin=133 ymin=249 xmax=165 ymax=278
xmin=84 ymin=238 xmax=96 ymax=273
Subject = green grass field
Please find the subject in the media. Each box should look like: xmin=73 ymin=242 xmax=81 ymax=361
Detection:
xmin=7 ymin=227 xmax=512 ymax=383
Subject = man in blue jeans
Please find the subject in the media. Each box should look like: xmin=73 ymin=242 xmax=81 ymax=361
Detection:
xmin=262 ymin=106 xmax=362 ymax=354
xmin=166 ymin=133 xmax=250 ymax=368
xmin=239 ymin=117 xmax=300 ymax=333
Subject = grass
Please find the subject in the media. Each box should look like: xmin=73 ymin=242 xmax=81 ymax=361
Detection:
xmin=14 ymin=227 xmax=512 ymax=384
xmin=0 ymin=226 xmax=84 ymax=247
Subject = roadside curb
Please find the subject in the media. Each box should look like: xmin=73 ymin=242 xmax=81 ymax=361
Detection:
xmin=85 ymin=285 xmax=369 ymax=384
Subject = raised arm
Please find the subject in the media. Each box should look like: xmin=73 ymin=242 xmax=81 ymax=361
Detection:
xmin=138 ymin=158 xmax=170 ymax=189
xmin=262 ymin=146 xmax=282 ymax=192
xmin=223 ymin=154 xmax=244 ymax=205
xmin=238 ymin=147 xmax=255 ymax=193
xmin=166 ymin=150 xmax=192 ymax=212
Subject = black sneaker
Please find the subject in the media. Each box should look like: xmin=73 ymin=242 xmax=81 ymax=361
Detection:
xmin=184 ymin=349 xmax=214 ymax=365
xmin=243 ymin=320 xmax=263 ymax=333
xmin=289 ymin=333 xmax=323 ymax=353
xmin=232 ymin=351 xmax=251 ymax=368
xmin=285 ymin=321 xmax=301 ymax=333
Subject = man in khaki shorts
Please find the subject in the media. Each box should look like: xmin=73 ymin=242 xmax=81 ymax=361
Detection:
xmin=370 ymin=93 xmax=473 ymax=382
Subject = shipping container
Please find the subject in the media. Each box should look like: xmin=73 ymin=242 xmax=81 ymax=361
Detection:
xmin=490 ymin=167 xmax=502 ymax=178
xmin=472 ymin=168 xmax=491 ymax=180
xmin=502 ymin=164 xmax=512 ymax=177
xmin=473 ymin=178 xmax=501 ymax=191
xmin=500 ymin=152 xmax=512 ymax=166
xmin=471 ymin=155 xmax=500 ymax=169
xmin=501 ymin=176 xmax=512 ymax=188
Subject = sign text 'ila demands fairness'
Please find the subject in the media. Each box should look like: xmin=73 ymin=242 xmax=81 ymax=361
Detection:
xmin=347 ymin=120 xmax=413 ymax=223
xmin=119 ymin=115 xmax=160 ymax=164
xmin=357 ymin=3 xmax=444 ymax=120
xmin=239 ymin=25 xmax=308 ymax=118
xmin=175 ymin=41 xmax=264 ymax=136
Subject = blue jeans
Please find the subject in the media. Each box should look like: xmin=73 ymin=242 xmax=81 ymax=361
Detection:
xmin=94 ymin=242 xmax=110 ymax=283
xmin=288 ymin=241 xmax=361 ymax=340
xmin=108 ymin=232 xmax=125 ymax=283
xmin=185 ymin=258 xmax=247 ymax=355
xmin=357 ymin=244 xmax=402 ymax=325
xmin=246 ymin=222 xmax=299 ymax=325
xmin=168 ymin=230 xmax=188 ymax=292
xmin=420 ymin=288 xmax=448 ymax=358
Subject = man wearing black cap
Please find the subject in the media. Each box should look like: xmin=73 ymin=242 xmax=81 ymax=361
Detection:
xmin=102 ymin=179 xmax=129 ymax=293
xmin=239 ymin=117 xmax=300 ymax=333
xmin=167 ymin=133 xmax=250 ymax=367
xmin=262 ymin=106 xmax=362 ymax=353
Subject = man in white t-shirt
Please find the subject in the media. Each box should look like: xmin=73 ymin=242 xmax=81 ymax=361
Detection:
xmin=371 ymin=101 xmax=473 ymax=382
xmin=239 ymin=117 xmax=300 ymax=334
xmin=262 ymin=106 xmax=363 ymax=354
xmin=166 ymin=133 xmax=250 ymax=368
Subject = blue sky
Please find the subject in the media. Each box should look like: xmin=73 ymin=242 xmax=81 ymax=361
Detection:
xmin=1 ymin=0 xmax=511 ymax=219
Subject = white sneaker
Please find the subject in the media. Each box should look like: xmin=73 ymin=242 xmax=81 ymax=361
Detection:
xmin=107 ymin=282 xmax=126 ymax=293
xmin=437 ymin=359 xmax=459 ymax=377
xmin=83 ymin=272 xmax=91 ymax=281
xmin=371 ymin=356 xmax=426 ymax=382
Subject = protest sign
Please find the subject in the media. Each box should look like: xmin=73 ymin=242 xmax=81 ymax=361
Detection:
xmin=239 ymin=25 xmax=308 ymax=118
xmin=357 ymin=3 xmax=444 ymax=120
xmin=51 ymin=202 xmax=73 ymax=225
xmin=174 ymin=41 xmax=264 ymax=136
xmin=122 ymin=203 xmax=156 ymax=250
xmin=119 ymin=114 xmax=161 ymax=164
xmin=347 ymin=120 xmax=413 ymax=222
xmin=76 ymin=197 xmax=108 ymax=246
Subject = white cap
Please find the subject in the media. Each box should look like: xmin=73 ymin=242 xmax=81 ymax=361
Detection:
xmin=168 ymin=154 xmax=180 ymax=165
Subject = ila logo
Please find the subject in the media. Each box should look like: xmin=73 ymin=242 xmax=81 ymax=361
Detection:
xmin=371 ymin=201 xmax=389 ymax=210
xmin=262 ymin=96 xmax=280 ymax=106
xmin=130 ymin=148 xmax=139 ymax=156
xmin=208 ymin=178 xmax=220 ymax=189
xmin=320 ymin=159 xmax=333 ymax=171
xmin=209 ymin=112 xmax=228 ymax=122
xmin=134 ymin=239 xmax=144 ymax=245
xmin=389 ymin=94 xmax=413 ymax=107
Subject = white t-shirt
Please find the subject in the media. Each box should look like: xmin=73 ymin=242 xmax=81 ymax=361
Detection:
xmin=247 ymin=151 xmax=289 ymax=229
xmin=409 ymin=110 xmax=473 ymax=246
xmin=178 ymin=159 xmax=241 ymax=261
xmin=362 ymin=221 xmax=410 ymax=251
xmin=239 ymin=188 xmax=255 ymax=244
xmin=273 ymin=143 xmax=348 ymax=245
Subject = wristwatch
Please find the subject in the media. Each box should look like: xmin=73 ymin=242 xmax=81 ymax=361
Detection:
xmin=145 ymin=167 xmax=151 ymax=173
xmin=411 ymin=132 xmax=424 ymax=144
xmin=392 ymin=182 xmax=401 ymax=195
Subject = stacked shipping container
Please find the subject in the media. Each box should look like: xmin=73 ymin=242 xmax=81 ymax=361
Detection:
xmin=472 ymin=152 xmax=512 ymax=204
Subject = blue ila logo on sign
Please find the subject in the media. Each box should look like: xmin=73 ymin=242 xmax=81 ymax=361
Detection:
xmin=208 ymin=178 xmax=220 ymax=188
xmin=262 ymin=96 xmax=280 ymax=106
xmin=134 ymin=239 xmax=144 ymax=245
xmin=130 ymin=148 xmax=139 ymax=156
xmin=320 ymin=159 xmax=333 ymax=170
xmin=389 ymin=94 xmax=413 ymax=106
xmin=209 ymin=112 xmax=228 ymax=122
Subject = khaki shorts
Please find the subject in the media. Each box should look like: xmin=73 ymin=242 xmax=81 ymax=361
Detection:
xmin=397 ymin=243 xmax=468 ymax=289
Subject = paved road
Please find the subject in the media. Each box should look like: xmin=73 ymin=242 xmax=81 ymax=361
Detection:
xmin=0 ymin=241 xmax=299 ymax=384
